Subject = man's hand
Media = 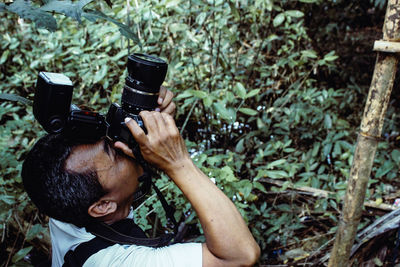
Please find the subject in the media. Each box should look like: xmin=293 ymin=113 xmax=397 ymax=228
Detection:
xmin=113 ymin=87 xmax=176 ymax=157
xmin=123 ymin=111 xmax=191 ymax=175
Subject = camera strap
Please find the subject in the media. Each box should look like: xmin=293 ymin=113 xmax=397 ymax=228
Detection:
xmin=131 ymin=144 xmax=179 ymax=231
xmin=85 ymin=220 xmax=174 ymax=247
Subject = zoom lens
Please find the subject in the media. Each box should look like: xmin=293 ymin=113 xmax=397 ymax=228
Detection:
xmin=121 ymin=53 xmax=168 ymax=114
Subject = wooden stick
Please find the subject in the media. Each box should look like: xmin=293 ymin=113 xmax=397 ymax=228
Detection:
xmin=373 ymin=40 xmax=400 ymax=53
xmin=328 ymin=1 xmax=400 ymax=266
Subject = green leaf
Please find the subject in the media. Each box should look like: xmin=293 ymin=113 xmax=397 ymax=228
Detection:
xmin=254 ymin=182 xmax=267 ymax=193
xmin=239 ymin=180 xmax=253 ymax=198
xmin=12 ymin=246 xmax=33 ymax=263
xmin=41 ymin=0 xmax=94 ymax=23
xmin=228 ymin=2 xmax=240 ymax=20
xmin=220 ymin=166 xmax=237 ymax=182
xmin=235 ymin=138 xmax=245 ymax=153
xmin=239 ymin=108 xmax=258 ymax=116
xmin=312 ymin=142 xmax=320 ymax=157
xmin=111 ymin=50 xmax=128 ymax=61
xmin=0 ymin=50 xmax=9 ymax=64
xmin=191 ymin=90 xmax=208 ymax=99
xmin=323 ymin=143 xmax=332 ymax=156
xmin=324 ymin=51 xmax=338 ymax=62
xmin=285 ymin=10 xmax=304 ymax=18
xmin=175 ymin=90 xmax=193 ymax=99
xmin=375 ymin=161 xmax=395 ymax=178
xmin=213 ymin=102 xmax=236 ymax=122
xmin=0 ymin=3 xmax=6 ymax=12
xmin=257 ymin=170 xmax=290 ymax=179
xmin=6 ymin=0 xmax=57 ymax=31
xmin=235 ymin=82 xmax=246 ymax=99
xmin=93 ymin=64 xmax=109 ymax=84
xmin=273 ymin=13 xmax=285 ymax=27
xmin=0 ymin=94 xmax=32 ymax=106
xmin=324 ymin=114 xmax=332 ymax=129
xmin=203 ymin=96 xmax=213 ymax=107
xmin=266 ymin=159 xmax=287 ymax=169
xmin=391 ymin=149 xmax=400 ymax=165
xmin=169 ymin=23 xmax=188 ymax=33
xmin=26 ymin=224 xmax=46 ymax=241
xmin=299 ymin=0 xmax=317 ymax=2
xmin=257 ymin=118 xmax=266 ymax=129
xmin=301 ymin=50 xmax=317 ymax=58
xmin=276 ymin=204 xmax=291 ymax=212
xmin=165 ymin=0 xmax=181 ymax=8
xmin=245 ymin=89 xmax=260 ymax=99
xmin=82 ymin=10 xmax=141 ymax=45
xmin=0 ymin=194 xmax=16 ymax=205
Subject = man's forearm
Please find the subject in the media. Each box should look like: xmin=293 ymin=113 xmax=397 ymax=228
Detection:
xmin=167 ymin=158 xmax=260 ymax=266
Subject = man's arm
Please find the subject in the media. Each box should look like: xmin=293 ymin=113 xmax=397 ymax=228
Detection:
xmin=124 ymin=111 xmax=260 ymax=266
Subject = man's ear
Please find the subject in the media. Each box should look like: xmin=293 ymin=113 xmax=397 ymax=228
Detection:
xmin=88 ymin=199 xmax=117 ymax=218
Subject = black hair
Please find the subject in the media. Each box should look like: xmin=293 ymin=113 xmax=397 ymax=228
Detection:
xmin=21 ymin=134 xmax=106 ymax=228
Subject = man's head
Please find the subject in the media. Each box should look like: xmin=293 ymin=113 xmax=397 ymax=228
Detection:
xmin=22 ymin=134 xmax=142 ymax=227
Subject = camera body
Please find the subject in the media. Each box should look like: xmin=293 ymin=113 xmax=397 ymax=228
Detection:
xmin=33 ymin=53 xmax=168 ymax=149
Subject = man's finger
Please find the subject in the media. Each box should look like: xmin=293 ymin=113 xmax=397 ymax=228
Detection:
xmin=160 ymin=90 xmax=174 ymax=109
xmin=162 ymin=102 xmax=176 ymax=116
xmin=158 ymin=86 xmax=166 ymax=105
xmin=113 ymin=141 xmax=134 ymax=158
xmin=124 ymin=117 xmax=147 ymax=144
xmin=139 ymin=111 xmax=163 ymax=134
xmin=161 ymin=113 xmax=179 ymax=134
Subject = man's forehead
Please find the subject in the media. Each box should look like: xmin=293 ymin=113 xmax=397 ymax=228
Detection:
xmin=64 ymin=141 xmax=106 ymax=172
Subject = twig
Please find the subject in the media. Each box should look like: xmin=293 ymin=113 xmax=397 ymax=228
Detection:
xmin=278 ymin=62 xmax=318 ymax=109
xmin=180 ymin=99 xmax=198 ymax=135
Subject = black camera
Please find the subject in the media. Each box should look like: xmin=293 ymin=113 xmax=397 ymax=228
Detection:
xmin=33 ymin=53 xmax=168 ymax=149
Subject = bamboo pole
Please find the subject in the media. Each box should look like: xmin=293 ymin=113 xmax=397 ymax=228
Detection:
xmin=328 ymin=1 xmax=400 ymax=266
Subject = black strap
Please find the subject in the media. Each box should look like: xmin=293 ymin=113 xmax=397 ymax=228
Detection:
xmin=85 ymin=221 xmax=174 ymax=247
xmin=63 ymin=236 xmax=113 ymax=267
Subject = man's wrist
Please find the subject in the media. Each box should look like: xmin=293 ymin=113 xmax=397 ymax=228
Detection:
xmin=165 ymin=157 xmax=197 ymax=180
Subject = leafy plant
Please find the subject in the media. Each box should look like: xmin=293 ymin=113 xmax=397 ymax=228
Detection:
xmin=0 ymin=0 xmax=139 ymax=42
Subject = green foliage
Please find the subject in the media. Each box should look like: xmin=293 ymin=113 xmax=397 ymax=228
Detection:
xmin=6 ymin=0 xmax=58 ymax=31
xmin=0 ymin=0 xmax=139 ymax=41
xmin=1 ymin=0 xmax=399 ymax=265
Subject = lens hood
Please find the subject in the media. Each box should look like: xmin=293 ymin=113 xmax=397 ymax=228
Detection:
xmin=127 ymin=53 xmax=168 ymax=92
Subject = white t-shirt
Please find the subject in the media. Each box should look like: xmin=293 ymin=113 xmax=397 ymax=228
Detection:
xmin=49 ymin=214 xmax=202 ymax=267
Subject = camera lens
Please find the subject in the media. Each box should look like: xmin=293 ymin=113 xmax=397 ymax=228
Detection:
xmin=122 ymin=53 xmax=168 ymax=114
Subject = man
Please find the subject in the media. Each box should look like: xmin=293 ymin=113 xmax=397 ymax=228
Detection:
xmin=22 ymin=88 xmax=260 ymax=266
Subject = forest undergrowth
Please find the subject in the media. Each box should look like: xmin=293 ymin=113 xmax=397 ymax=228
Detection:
xmin=1 ymin=0 xmax=400 ymax=265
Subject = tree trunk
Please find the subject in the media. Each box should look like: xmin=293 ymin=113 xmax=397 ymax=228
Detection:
xmin=328 ymin=1 xmax=400 ymax=266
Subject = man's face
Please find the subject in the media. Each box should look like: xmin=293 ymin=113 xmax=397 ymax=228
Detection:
xmin=65 ymin=139 xmax=142 ymax=214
